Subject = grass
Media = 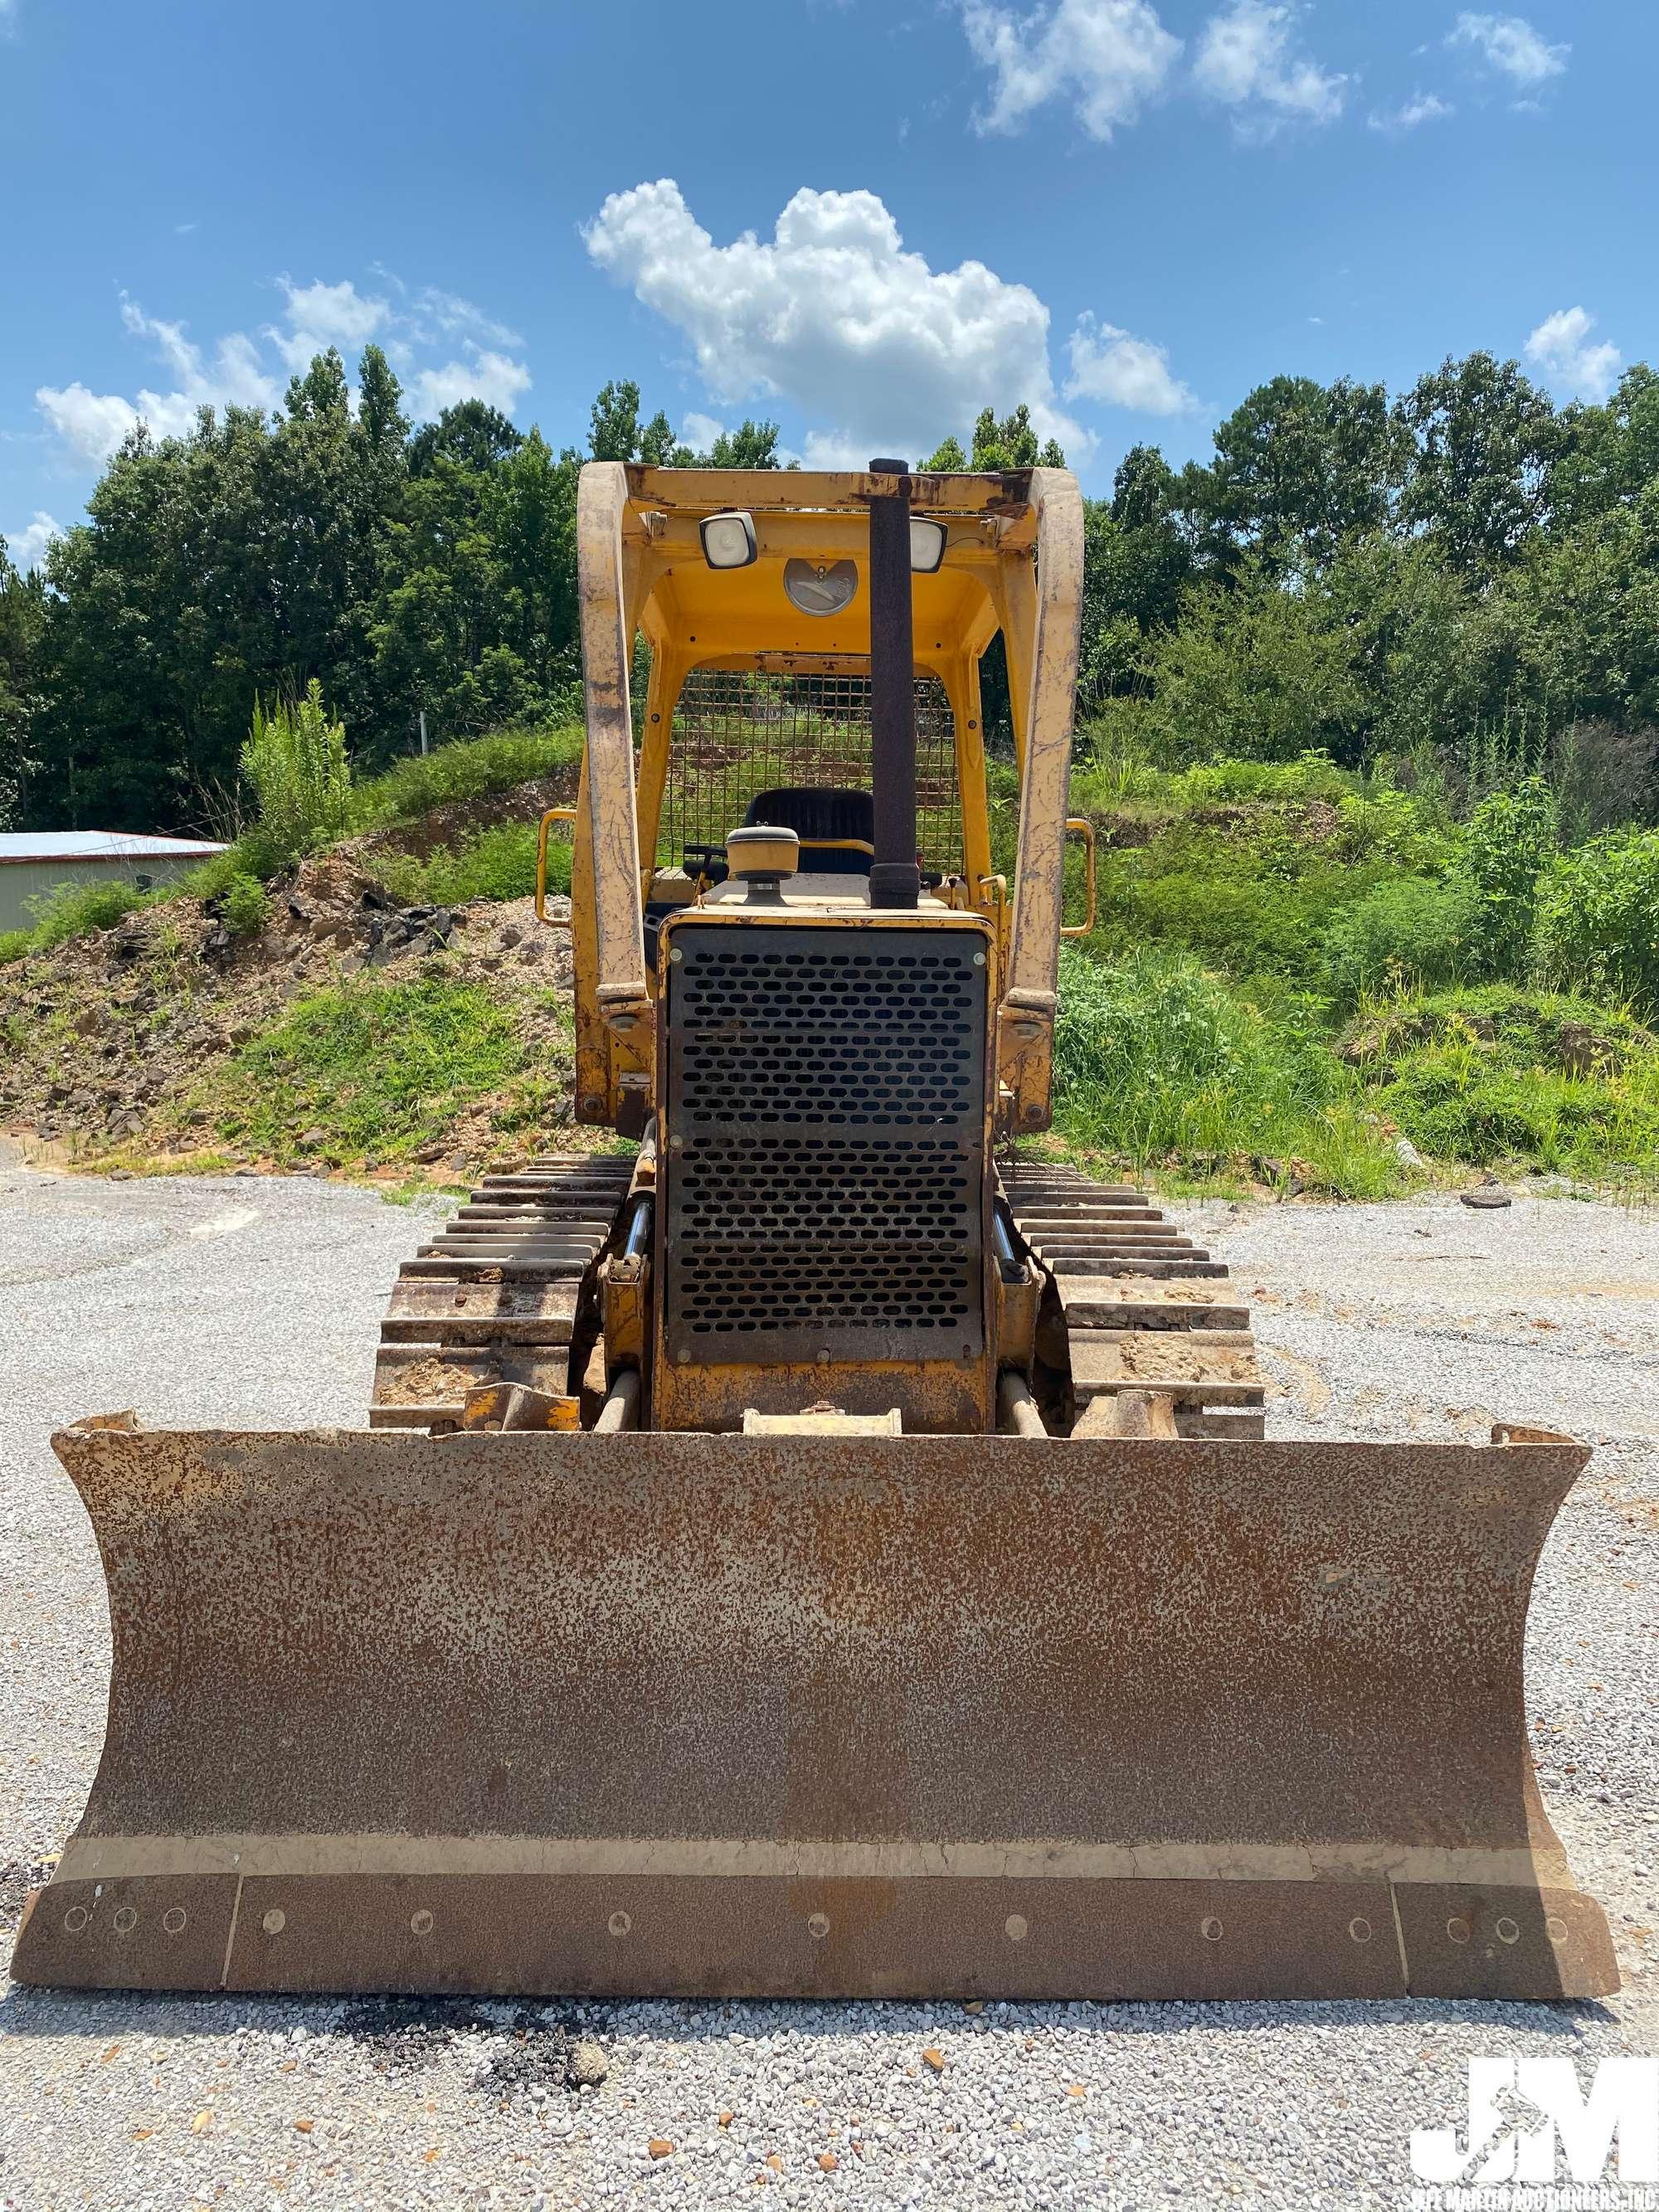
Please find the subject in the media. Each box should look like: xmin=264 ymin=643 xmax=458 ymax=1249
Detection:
xmin=9 ymin=707 xmax=1657 ymax=1192
xmin=1341 ymin=984 xmax=1659 ymax=1177
xmin=1042 ymin=736 xmax=1659 ymax=1190
xmin=192 ymin=975 xmax=574 ymax=1167
xmin=372 ymin=821 xmax=572 ymax=908
xmin=1050 ymin=945 xmax=1402 ymax=1197
xmin=349 ymin=723 xmax=584 ymax=833
xmin=21 ymin=876 xmax=151 ymax=951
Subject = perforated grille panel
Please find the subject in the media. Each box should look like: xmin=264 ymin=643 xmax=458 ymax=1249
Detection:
xmin=664 ymin=923 xmax=988 ymax=1366
xmin=657 ymin=668 xmax=963 ymax=878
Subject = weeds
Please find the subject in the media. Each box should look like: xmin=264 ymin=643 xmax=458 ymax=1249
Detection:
xmin=25 ymin=877 xmax=149 ymax=949
xmin=1537 ymin=829 xmax=1659 ymax=1015
xmin=374 ymin=823 xmax=572 ymax=909
xmin=201 ymin=979 xmax=542 ymax=1165
xmin=217 ymin=872 xmax=270 ymax=937
xmin=1050 ymin=945 xmax=1397 ymax=1195
xmin=241 ymin=681 xmax=353 ymax=868
xmin=351 ymin=725 xmax=583 ymax=833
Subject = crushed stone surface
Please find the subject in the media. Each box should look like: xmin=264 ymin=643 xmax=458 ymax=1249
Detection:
xmin=0 ymin=1168 xmax=1654 ymax=2210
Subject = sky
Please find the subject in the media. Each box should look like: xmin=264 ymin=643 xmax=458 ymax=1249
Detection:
xmin=2 ymin=0 xmax=1653 ymax=570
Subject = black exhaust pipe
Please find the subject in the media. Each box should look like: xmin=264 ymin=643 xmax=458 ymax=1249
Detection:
xmin=868 ymin=456 xmax=921 ymax=912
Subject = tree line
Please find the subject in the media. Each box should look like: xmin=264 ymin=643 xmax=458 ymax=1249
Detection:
xmin=2 ymin=345 xmax=1657 ymax=833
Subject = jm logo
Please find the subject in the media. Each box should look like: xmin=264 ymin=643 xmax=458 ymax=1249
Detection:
xmin=1410 ymin=2056 xmax=1659 ymax=2185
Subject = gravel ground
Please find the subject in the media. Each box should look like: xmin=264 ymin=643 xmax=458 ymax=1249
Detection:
xmin=1 ymin=1160 xmax=1655 ymax=2211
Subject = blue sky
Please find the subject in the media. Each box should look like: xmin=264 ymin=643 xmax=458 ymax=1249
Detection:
xmin=2 ymin=0 xmax=1651 ymax=568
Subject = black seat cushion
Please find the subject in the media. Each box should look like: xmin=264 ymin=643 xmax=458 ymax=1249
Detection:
xmin=745 ymin=787 xmax=874 ymax=874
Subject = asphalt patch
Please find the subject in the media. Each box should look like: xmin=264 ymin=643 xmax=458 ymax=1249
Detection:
xmin=334 ymin=1995 xmax=596 ymax=2098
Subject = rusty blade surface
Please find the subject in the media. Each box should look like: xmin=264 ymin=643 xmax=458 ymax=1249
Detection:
xmin=13 ymin=1424 xmax=1616 ymax=2001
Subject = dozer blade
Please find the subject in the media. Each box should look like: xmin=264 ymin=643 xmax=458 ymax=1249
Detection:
xmin=14 ymin=1419 xmax=1616 ymax=2004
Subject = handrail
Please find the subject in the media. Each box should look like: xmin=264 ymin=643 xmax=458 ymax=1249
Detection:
xmin=1059 ymin=817 xmax=1097 ymax=940
xmin=534 ymin=807 xmax=577 ymax=927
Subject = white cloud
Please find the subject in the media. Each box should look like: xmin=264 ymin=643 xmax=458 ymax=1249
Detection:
xmin=681 ymin=411 xmax=726 ymax=451
xmin=960 ymin=0 xmax=1182 ymax=140
xmin=1448 ymin=12 xmax=1568 ymax=85
xmin=35 ymin=384 xmax=144 ymax=464
xmin=1194 ymin=0 xmax=1347 ymax=137
xmin=584 ymin=178 xmax=1087 ymax=467
xmin=270 ymin=276 xmax=389 ymax=370
xmin=36 ymin=276 xmax=530 ymax=465
xmin=1525 ymin=306 xmax=1621 ymax=402
xmin=411 ymin=287 xmax=525 ymax=351
xmin=37 ymin=297 xmax=281 ymax=462
xmin=1369 ymin=90 xmax=1455 ymax=133
xmin=411 ymin=349 xmax=533 ymax=418
xmin=5 ymin=512 xmax=61 ymax=572
xmin=1064 ymin=314 xmax=1195 ymax=415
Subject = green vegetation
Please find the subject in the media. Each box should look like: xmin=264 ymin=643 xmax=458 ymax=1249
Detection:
xmin=24 ymin=876 xmax=150 ymax=950
xmin=0 ymin=718 xmax=583 ymax=965
xmin=349 ymin=724 xmax=582 ymax=833
xmin=1344 ymin=988 xmax=1659 ymax=1177
xmin=1050 ymin=748 xmax=1659 ymax=1190
xmin=1052 ymin=946 xmax=1395 ymax=1197
xmin=200 ymin=976 xmax=572 ymax=1166
xmin=1538 ymin=829 xmax=1659 ymax=1009
xmin=375 ymin=821 xmax=572 ymax=908
xmin=241 ymin=682 xmax=353 ymax=868
xmin=5 ymin=334 xmax=1658 ymax=1194
xmin=217 ymin=871 xmax=270 ymax=937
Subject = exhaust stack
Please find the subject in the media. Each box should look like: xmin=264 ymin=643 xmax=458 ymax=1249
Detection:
xmin=868 ymin=457 xmax=921 ymax=911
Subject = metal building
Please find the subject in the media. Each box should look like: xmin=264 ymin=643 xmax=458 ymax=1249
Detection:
xmin=0 ymin=830 xmax=227 ymax=935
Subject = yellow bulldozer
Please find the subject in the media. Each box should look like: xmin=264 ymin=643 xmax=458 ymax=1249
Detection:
xmin=15 ymin=460 xmax=1617 ymax=2004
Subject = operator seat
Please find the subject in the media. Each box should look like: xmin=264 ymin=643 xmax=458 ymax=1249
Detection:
xmin=744 ymin=788 xmax=874 ymax=876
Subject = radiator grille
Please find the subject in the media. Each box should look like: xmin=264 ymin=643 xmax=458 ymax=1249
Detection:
xmin=664 ymin=924 xmax=987 ymax=1365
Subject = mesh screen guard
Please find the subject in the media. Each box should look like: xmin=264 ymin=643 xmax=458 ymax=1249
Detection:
xmin=656 ymin=668 xmax=963 ymax=878
xmin=662 ymin=922 xmax=989 ymax=1369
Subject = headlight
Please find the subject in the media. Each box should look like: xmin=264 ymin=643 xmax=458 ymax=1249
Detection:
xmin=699 ymin=510 xmax=759 ymax=569
xmin=909 ymin=518 xmax=946 ymax=574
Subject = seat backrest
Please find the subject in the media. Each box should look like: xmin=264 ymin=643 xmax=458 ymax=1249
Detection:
xmin=745 ymin=787 xmax=874 ymax=873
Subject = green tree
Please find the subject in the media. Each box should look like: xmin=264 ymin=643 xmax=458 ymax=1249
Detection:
xmin=588 ymin=379 xmax=644 ymax=464
xmin=30 ymin=348 xmax=410 ymax=824
xmin=1398 ymin=352 xmax=1560 ymax=579
xmin=0 ymin=537 xmax=45 ymax=827
xmin=408 ymin=399 xmax=521 ymax=476
xmin=1185 ymin=375 xmax=1410 ymax=572
xmin=703 ymin=420 xmax=783 ymax=469
xmin=638 ymin=411 xmax=689 ymax=465
xmin=1074 ymin=449 xmax=1194 ymax=709
xmin=968 ymin=405 xmax=1063 ymax=471
xmin=1549 ymin=363 xmax=1659 ymax=527
xmin=358 ymin=344 xmax=410 ymax=455
xmin=1132 ymin=558 xmax=1370 ymax=764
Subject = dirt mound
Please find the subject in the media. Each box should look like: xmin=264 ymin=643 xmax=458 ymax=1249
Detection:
xmin=351 ymin=770 xmax=578 ymax=863
xmin=0 ymin=858 xmax=575 ymax=1168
